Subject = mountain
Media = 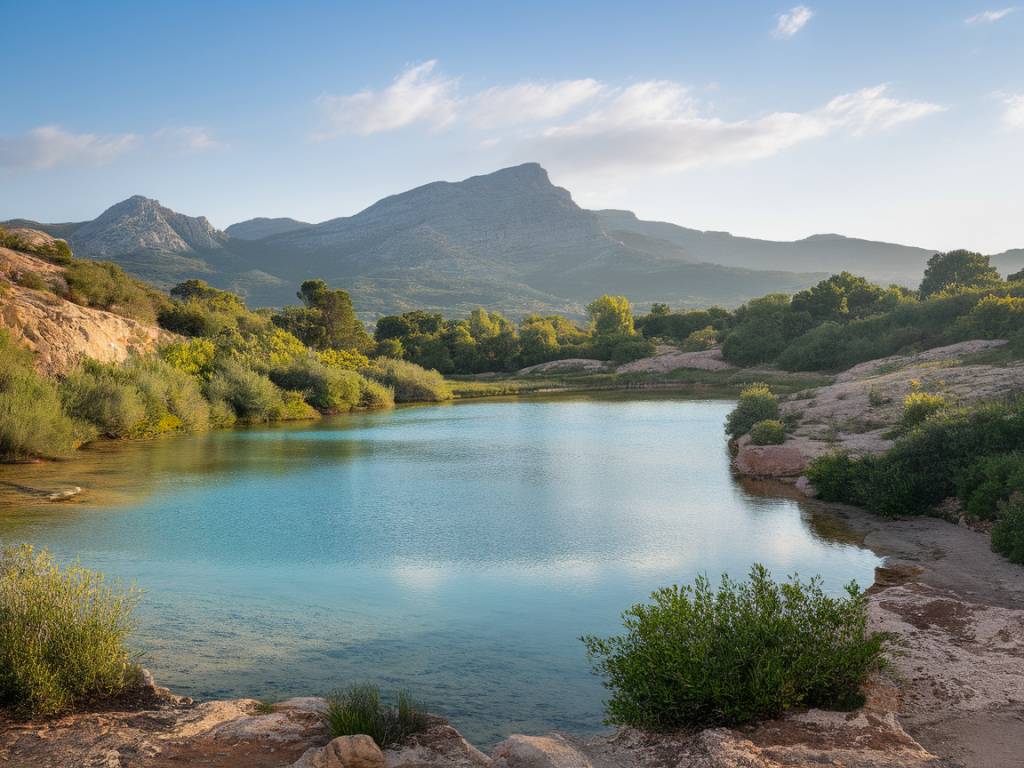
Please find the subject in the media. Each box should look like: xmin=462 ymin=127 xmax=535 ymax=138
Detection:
xmin=594 ymin=210 xmax=936 ymax=286
xmin=10 ymin=163 xmax=1012 ymax=319
xmin=225 ymin=217 xmax=312 ymax=240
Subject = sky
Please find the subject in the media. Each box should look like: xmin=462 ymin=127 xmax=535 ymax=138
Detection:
xmin=1 ymin=0 xmax=1021 ymax=252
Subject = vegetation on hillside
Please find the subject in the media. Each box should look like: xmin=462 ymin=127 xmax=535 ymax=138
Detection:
xmin=582 ymin=564 xmax=884 ymax=729
xmin=635 ymin=251 xmax=1024 ymax=373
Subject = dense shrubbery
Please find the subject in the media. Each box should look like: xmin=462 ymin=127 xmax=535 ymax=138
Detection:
xmin=323 ymin=684 xmax=428 ymax=747
xmin=992 ymin=495 xmax=1024 ymax=564
xmin=61 ymin=357 xmax=210 ymax=438
xmin=0 ymin=332 xmax=77 ymax=460
xmin=725 ymin=383 xmax=779 ymax=438
xmin=0 ymin=545 xmax=139 ymax=717
xmin=0 ymin=226 xmax=72 ymax=265
xmin=581 ymin=564 xmax=884 ymax=729
xmin=362 ymin=358 xmax=452 ymax=403
xmin=956 ymin=453 xmax=1024 ymax=520
xmin=750 ymin=419 xmax=786 ymax=445
xmin=636 ymin=253 xmax=1024 ymax=373
xmin=899 ymin=391 xmax=947 ymax=432
xmin=63 ymin=260 xmax=167 ymax=323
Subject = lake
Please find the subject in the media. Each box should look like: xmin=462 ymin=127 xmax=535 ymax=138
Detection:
xmin=0 ymin=397 xmax=880 ymax=745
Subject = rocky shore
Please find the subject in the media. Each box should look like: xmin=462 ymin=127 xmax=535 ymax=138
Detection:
xmin=2 ymin=499 xmax=1021 ymax=768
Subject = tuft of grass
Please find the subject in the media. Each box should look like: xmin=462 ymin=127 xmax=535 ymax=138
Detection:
xmin=323 ymin=684 xmax=428 ymax=748
xmin=253 ymin=699 xmax=278 ymax=715
xmin=0 ymin=545 xmax=140 ymax=717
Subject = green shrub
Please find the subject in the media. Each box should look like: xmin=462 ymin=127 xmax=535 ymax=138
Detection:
xmin=992 ymin=494 xmax=1024 ymax=564
xmin=956 ymin=453 xmax=1024 ymax=520
xmin=358 ymin=377 xmax=395 ymax=410
xmin=606 ymin=336 xmax=656 ymax=364
xmin=206 ymin=360 xmax=286 ymax=422
xmin=323 ymin=684 xmax=428 ymax=748
xmin=900 ymin=391 xmax=946 ymax=431
xmin=806 ymin=452 xmax=867 ymax=504
xmin=269 ymin=357 xmax=362 ymax=413
xmin=681 ymin=326 xmax=718 ymax=352
xmin=362 ymin=358 xmax=452 ymax=403
xmin=0 ymin=332 xmax=77 ymax=460
xmin=160 ymin=338 xmax=216 ymax=380
xmin=749 ymin=419 xmax=786 ymax=445
xmin=63 ymin=260 xmax=163 ymax=323
xmin=581 ymin=564 xmax=885 ymax=729
xmin=14 ymin=270 xmax=48 ymax=291
xmin=0 ymin=545 xmax=140 ymax=716
xmin=725 ymin=383 xmax=779 ymax=438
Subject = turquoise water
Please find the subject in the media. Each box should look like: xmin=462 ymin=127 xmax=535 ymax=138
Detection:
xmin=0 ymin=398 xmax=879 ymax=745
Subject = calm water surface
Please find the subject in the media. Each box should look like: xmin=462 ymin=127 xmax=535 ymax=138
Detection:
xmin=0 ymin=397 xmax=879 ymax=745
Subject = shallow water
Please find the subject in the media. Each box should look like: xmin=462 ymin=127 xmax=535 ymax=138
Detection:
xmin=0 ymin=397 xmax=879 ymax=745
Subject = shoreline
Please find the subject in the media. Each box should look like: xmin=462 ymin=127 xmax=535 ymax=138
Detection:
xmin=2 ymin=498 xmax=1021 ymax=767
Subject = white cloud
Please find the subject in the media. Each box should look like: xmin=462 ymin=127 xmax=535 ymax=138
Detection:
xmin=774 ymin=5 xmax=815 ymax=38
xmin=313 ymin=60 xmax=458 ymax=138
xmin=155 ymin=126 xmax=223 ymax=153
xmin=1002 ymin=94 xmax=1024 ymax=128
xmin=965 ymin=7 xmax=1015 ymax=24
xmin=470 ymin=79 xmax=604 ymax=128
xmin=0 ymin=125 xmax=140 ymax=170
xmin=526 ymin=83 xmax=944 ymax=176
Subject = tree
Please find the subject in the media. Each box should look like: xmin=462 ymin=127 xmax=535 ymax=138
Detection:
xmin=587 ymin=295 xmax=635 ymax=337
xmin=290 ymin=279 xmax=372 ymax=352
xmin=919 ymin=250 xmax=1000 ymax=297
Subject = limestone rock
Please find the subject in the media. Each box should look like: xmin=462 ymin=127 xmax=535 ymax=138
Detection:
xmin=490 ymin=734 xmax=591 ymax=768
xmin=385 ymin=723 xmax=491 ymax=767
xmin=298 ymin=735 xmax=384 ymax=768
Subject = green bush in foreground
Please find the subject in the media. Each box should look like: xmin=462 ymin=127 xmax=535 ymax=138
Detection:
xmin=0 ymin=545 xmax=139 ymax=716
xmin=725 ymin=383 xmax=779 ymax=438
xmin=749 ymin=419 xmax=786 ymax=445
xmin=956 ymin=453 xmax=1024 ymax=521
xmin=581 ymin=564 xmax=885 ymax=729
xmin=992 ymin=495 xmax=1024 ymax=564
xmin=323 ymin=684 xmax=428 ymax=748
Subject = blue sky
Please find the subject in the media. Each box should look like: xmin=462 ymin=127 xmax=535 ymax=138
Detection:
xmin=1 ymin=0 xmax=1021 ymax=252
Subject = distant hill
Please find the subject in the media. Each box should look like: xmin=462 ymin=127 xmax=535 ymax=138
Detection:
xmin=594 ymin=209 xmax=936 ymax=286
xmin=7 ymin=163 xmax=1014 ymax=318
xmin=225 ymin=217 xmax=312 ymax=240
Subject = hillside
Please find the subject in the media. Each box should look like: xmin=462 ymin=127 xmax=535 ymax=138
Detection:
xmin=7 ymin=163 xmax=1017 ymax=319
xmin=0 ymin=229 xmax=177 ymax=374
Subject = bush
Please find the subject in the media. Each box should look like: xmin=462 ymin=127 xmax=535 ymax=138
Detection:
xmin=900 ymin=391 xmax=947 ymax=431
xmin=206 ymin=360 xmax=287 ymax=422
xmin=269 ymin=357 xmax=362 ymax=413
xmin=806 ymin=452 xmax=867 ymax=504
xmin=681 ymin=326 xmax=718 ymax=352
xmin=992 ymin=494 xmax=1024 ymax=564
xmin=0 ymin=545 xmax=139 ymax=716
xmin=63 ymin=260 xmax=163 ymax=323
xmin=362 ymin=358 xmax=451 ymax=403
xmin=581 ymin=564 xmax=885 ymax=729
xmin=750 ymin=419 xmax=786 ymax=445
xmin=323 ymin=684 xmax=428 ymax=748
xmin=13 ymin=270 xmax=48 ymax=291
xmin=0 ymin=332 xmax=77 ymax=460
xmin=358 ymin=377 xmax=395 ymax=410
xmin=160 ymin=338 xmax=216 ymax=380
xmin=956 ymin=453 xmax=1024 ymax=520
xmin=725 ymin=383 xmax=779 ymax=438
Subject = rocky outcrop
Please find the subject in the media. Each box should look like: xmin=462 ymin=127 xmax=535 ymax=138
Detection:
xmin=0 ymin=233 xmax=179 ymax=374
xmin=733 ymin=339 xmax=1024 ymax=481
xmin=616 ymin=347 xmax=736 ymax=374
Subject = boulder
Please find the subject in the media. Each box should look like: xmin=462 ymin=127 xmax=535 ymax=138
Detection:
xmin=305 ymin=735 xmax=385 ymax=768
xmin=385 ymin=723 xmax=491 ymax=767
xmin=490 ymin=734 xmax=591 ymax=768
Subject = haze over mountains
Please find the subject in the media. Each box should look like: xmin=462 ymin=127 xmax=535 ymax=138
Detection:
xmin=6 ymin=163 xmax=1020 ymax=319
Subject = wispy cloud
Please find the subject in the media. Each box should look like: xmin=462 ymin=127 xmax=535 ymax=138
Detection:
xmin=774 ymin=5 xmax=815 ymax=38
xmin=1002 ymin=93 xmax=1024 ymax=128
xmin=524 ymin=83 xmax=944 ymax=176
xmin=965 ymin=7 xmax=1015 ymax=24
xmin=469 ymin=79 xmax=604 ymax=128
xmin=0 ymin=125 xmax=140 ymax=170
xmin=155 ymin=126 xmax=223 ymax=153
xmin=313 ymin=60 xmax=458 ymax=139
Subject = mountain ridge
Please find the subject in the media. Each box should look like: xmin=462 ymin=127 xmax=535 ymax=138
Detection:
xmin=5 ymin=163 xmax=1020 ymax=317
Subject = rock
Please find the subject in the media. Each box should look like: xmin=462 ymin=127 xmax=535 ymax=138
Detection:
xmin=516 ymin=359 xmax=611 ymax=375
xmin=616 ymin=347 xmax=736 ymax=374
xmin=45 ymin=486 xmax=82 ymax=502
xmin=299 ymin=735 xmax=384 ymax=768
xmin=794 ymin=475 xmax=817 ymax=497
xmin=385 ymin=723 xmax=491 ymax=767
xmin=490 ymin=734 xmax=591 ymax=768
xmin=733 ymin=435 xmax=811 ymax=478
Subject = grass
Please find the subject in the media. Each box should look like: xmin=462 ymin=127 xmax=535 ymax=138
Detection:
xmin=323 ymin=684 xmax=428 ymax=748
xmin=0 ymin=545 xmax=140 ymax=717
